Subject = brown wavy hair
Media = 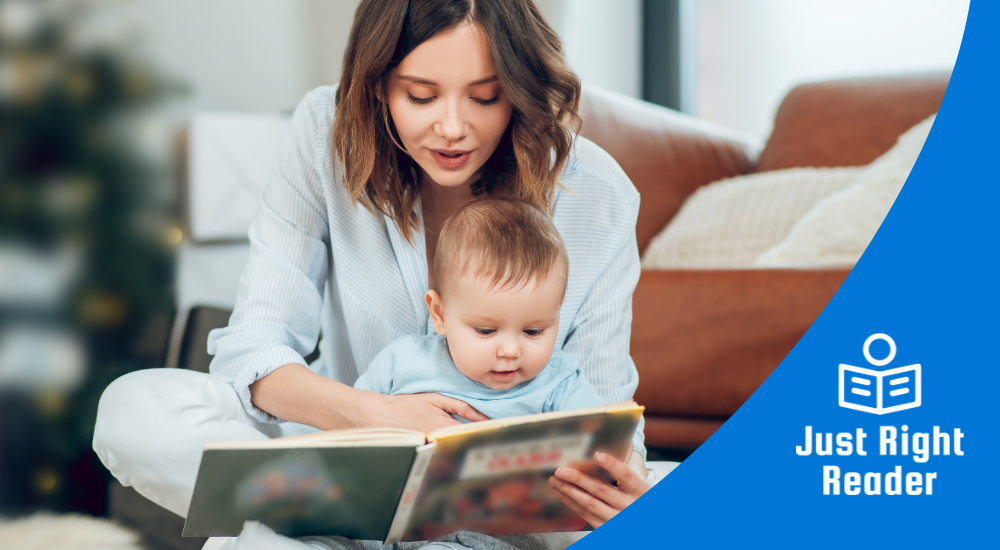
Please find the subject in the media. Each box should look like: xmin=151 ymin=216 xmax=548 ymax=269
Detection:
xmin=333 ymin=0 xmax=582 ymax=243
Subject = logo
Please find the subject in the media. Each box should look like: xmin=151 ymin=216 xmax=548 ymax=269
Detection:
xmin=839 ymin=334 xmax=921 ymax=414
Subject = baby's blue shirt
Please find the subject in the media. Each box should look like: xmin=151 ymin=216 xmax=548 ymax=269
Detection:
xmin=353 ymin=334 xmax=606 ymax=419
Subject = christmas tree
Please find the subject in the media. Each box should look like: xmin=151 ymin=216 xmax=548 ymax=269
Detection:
xmin=0 ymin=0 xmax=181 ymax=515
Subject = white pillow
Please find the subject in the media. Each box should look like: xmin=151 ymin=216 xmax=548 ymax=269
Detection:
xmin=188 ymin=112 xmax=292 ymax=242
xmin=754 ymin=114 xmax=935 ymax=267
xmin=640 ymin=167 xmax=862 ymax=269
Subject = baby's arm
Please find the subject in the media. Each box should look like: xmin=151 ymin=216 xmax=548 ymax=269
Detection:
xmin=544 ymin=369 xmax=607 ymax=412
xmin=353 ymin=337 xmax=409 ymax=393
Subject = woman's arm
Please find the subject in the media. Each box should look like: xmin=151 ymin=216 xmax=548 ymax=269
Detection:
xmin=206 ymin=88 xmax=334 ymax=424
xmin=560 ymin=210 xmax=647 ymax=458
xmin=208 ymin=87 xmax=485 ymax=431
xmin=552 ymin=146 xmax=648 ymax=524
xmin=249 ymin=364 xmax=487 ymax=431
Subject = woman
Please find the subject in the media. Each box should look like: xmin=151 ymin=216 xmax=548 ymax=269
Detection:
xmin=94 ymin=0 xmax=649 ymax=546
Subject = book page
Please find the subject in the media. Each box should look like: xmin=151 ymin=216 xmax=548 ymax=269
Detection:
xmin=402 ymin=405 xmax=642 ymax=541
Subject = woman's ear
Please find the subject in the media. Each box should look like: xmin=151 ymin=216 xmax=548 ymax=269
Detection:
xmin=375 ymin=77 xmax=389 ymax=103
xmin=425 ymin=290 xmax=447 ymax=336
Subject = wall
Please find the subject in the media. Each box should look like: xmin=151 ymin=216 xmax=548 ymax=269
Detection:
xmin=694 ymin=0 xmax=970 ymax=138
xmin=537 ymin=0 xmax=643 ymax=98
xmin=141 ymin=0 xmax=642 ymax=112
xmin=141 ymin=0 xmax=358 ymax=113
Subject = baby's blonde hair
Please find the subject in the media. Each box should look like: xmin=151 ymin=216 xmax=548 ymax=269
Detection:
xmin=434 ymin=198 xmax=568 ymax=297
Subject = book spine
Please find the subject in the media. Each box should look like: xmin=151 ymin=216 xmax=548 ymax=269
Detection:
xmin=384 ymin=442 xmax=436 ymax=545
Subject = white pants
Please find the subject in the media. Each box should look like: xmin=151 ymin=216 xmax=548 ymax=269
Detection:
xmin=92 ymin=369 xmax=586 ymax=550
xmin=93 ymin=368 xmax=289 ymax=517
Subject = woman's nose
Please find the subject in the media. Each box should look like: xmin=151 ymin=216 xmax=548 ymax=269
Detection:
xmin=433 ymin=99 xmax=469 ymax=141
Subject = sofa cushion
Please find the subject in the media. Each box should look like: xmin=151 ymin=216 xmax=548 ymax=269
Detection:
xmin=755 ymin=114 xmax=935 ymax=267
xmin=640 ymin=167 xmax=861 ymax=269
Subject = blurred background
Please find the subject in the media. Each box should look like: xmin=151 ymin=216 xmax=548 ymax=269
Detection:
xmin=0 ymin=0 xmax=968 ymax=540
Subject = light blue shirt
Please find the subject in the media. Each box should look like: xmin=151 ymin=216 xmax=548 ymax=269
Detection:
xmin=354 ymin=334 xmax=607 ymax=419
xmin=206 ymin=85 xmax=647 ymax=458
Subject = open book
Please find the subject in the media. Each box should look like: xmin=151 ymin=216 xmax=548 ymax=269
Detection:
xmin=182 ymin=401 xmax=643 ymax=543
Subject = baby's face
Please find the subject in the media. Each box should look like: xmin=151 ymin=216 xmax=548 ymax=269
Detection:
xmin=427 ymin=269 xmax=564 ymax=390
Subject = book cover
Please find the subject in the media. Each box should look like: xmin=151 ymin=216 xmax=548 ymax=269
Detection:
xmin=183 ymin=444 xmax=419 ymax=539
xmin=182 ymin=402 xmax=642 ymax=542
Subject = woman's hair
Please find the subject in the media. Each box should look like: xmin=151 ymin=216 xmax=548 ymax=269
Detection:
xmin=433 ymin=197 xmax=568 ymax=297
xmin=333 ymin=0 xmax=582 ymax=243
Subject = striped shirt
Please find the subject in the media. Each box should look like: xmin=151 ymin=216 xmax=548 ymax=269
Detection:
xmin=207 ymin=85 xmax=646 ymax=457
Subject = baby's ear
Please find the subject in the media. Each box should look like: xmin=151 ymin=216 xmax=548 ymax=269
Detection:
xmin=425 ymin=290 xmax=447 ymax=336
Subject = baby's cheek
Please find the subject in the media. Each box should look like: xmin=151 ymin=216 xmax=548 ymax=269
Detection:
xmin=450 ymin=336 xmax=492 ymax=377
xmin=523 ymin=344 xmax=552 ymax=377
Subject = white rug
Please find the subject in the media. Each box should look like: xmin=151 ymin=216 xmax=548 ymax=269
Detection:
xmin=0 ymin=513 xmax=140 ymax=550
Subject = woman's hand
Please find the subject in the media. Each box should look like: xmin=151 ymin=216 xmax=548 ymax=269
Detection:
xmin=355 ymin=391 xmax=489 ymax=431
xmin=549 ymin=450 xmax=650 ymax=528
xmin=249 ymin=364 xmax=487 ymax=432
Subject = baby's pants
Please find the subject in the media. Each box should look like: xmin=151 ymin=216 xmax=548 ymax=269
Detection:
xmin=92 ymin=369 xmax=584 ymax=550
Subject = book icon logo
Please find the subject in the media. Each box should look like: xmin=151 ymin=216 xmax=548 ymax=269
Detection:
xmin=839 ymin=334 xmax=921 ymax=415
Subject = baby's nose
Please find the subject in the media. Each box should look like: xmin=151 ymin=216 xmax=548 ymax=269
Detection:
xmin=497 ymin=337 xmax=521 ymax=358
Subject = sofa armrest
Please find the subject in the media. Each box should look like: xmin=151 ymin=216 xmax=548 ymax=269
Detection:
xmin=631 ymin=267 xmax=850 ymax=418
xmin=578 ymin=86 xmax=761 ymax=254
xmin=756 ymin=72 xmax=949 ymax=171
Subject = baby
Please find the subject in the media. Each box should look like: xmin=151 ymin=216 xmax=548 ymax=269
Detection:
xmin=353 ymin=197 xmax=607 ymax=419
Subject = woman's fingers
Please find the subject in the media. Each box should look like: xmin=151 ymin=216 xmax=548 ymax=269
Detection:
xmin=595 ymin=451 xmax=649 ymax=497
xmin=550 ymin=485 xmax=606 ymax=528
xmin=432 ymin=394 xmax=490 ymax=422
xmin=552 ymin=466 xmax=633 ymax=512
xmin=549 ymin=473 xmax=618 ymax=526
xmin=360 ymin=393 xmax=469 ymax=430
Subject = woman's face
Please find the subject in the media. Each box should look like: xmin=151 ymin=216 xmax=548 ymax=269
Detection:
xmin=386 ymin=22 xmax=512 ymax=189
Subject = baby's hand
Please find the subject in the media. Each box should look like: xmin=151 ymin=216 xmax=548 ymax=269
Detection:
xmin=548 ymin=451 xmax=650 ymax=528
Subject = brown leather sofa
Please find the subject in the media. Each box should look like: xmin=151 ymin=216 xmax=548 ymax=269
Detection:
xmin=578 ymin=73 xmax=949 ymax=451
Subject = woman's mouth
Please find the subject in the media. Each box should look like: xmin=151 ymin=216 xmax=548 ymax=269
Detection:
xmin=430 ymin=149 xmax=472 ymax=169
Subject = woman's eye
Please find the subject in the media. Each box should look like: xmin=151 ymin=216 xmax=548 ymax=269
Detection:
xmin=523 ymin=328 xmax=544 ymax=337
xmin=406 ymin=94 xmax=434 ymax=105
xmin=475 ymin=327 xmax=496 ymax=336
xmin=472 ymin=96 xmax=501 ymax=106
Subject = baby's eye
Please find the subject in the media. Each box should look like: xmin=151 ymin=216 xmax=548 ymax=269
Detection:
xmin=523 ymin=328 xmax=544 ymax=337
xmin=475 ymin=327 xmax=496 ymax=336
